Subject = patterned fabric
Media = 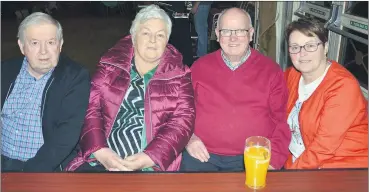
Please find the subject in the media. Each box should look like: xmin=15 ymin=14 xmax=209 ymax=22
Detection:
xmin=107 ymin=63 xmax=146 ymax=159
xmin=287 ymin=101 xmax=304 ymax=162
xmin=89 ymin=60 xmax=157 ymax=170
xmin=66 ymin=35 xmax=195 ymax=172
xmin=287 ymin=63 xmax=331 ymax=163
xmin=221 ymin=47 xmax=251 ymax=71
xmin=1 ymin=57 xmax=53 ymax=161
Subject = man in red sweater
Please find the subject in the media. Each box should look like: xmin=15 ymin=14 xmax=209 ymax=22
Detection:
xmin=180 ymin=7 xmax=291 ymax=171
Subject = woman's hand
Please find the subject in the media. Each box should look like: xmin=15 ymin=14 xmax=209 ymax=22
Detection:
xmin=121 ymin=152 xmax=156 ymax=171
xmin=93 ymin=148 xmax=132 ymax=171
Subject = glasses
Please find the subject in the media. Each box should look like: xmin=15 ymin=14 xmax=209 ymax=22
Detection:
xmin=219 ymin=29 xmax=249 ymax=37
xmin=288 ymin=42 xmax=323 ymax=54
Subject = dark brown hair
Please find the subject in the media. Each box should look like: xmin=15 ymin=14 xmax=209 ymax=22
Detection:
xmin=285 ymin=18 xmax=328 ymax=44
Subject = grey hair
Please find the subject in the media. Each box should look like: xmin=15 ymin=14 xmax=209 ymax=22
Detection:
xmin=216 ymin=8 xmax=253 ymax=29
xmin=130 ymin=4 xmax=172 ymax=42
xmin=17 ymin=12 xmax=63 ymax=44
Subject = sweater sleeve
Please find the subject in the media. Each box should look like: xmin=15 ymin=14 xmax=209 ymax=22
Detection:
xmin=268 ymin=69 xmax=291 ymax=169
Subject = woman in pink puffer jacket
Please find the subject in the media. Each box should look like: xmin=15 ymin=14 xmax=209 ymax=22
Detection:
xmin=65 ymin=5 xmax=195 ymax=172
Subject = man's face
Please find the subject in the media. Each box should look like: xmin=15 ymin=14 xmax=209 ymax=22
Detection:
xmin=216 ymin=13 xmax=254 ymax=58
xmin=18 ymin=23 xmax=63 ymax=79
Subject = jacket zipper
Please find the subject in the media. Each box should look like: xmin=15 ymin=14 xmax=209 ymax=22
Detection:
xmin=146 ymin=73 xmax=186 ymax=142
xmin=4 ymin=82 xmax=14 ymax=102
xmin=41 ymin=78 xmax=54 ymax=120
xmin=102 ymin=61 xmax=185 ymax=147
xmin=147 ymin=83 xmax=153 ymax=141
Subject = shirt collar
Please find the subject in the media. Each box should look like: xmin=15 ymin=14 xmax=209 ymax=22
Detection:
xmin=21 ymin=57 xmax=54 ymax=81
xmin=131 ymin=58 xmax=158 ymax=80
xmin=221 ymin=47 xmax=251 ymax=71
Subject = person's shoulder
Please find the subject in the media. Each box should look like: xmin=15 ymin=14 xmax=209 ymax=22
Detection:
xmin=191 ymin=50 xmax=220 ymax=70
xmin=2 ymin=57 xmax=23 ymax=69
xmin=56 ymin=54 xmax=89 ymax=79
xmin=326 ymin=61 xmax=362 ymax=88
xmin=329 ymin=61 xmax=358 ymax=80
xmin=284 ymin=66 xmax=299 ymax=76
xmin=59 ymin=54 xmax=87 ymax=71
xmin=314 ymin=61 xmax=365 ymax=102
xmin=1 ymin=57 xmax=24 ymax=80
xmin=251 ymin=49 xmax=281 ymax=71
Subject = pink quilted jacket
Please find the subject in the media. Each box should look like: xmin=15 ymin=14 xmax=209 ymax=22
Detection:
xmin=66 ymin=35 xmax=195 ymax=171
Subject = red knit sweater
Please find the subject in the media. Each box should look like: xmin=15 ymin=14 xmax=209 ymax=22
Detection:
xmin=191 ymin=48 xmax=291 ymax=169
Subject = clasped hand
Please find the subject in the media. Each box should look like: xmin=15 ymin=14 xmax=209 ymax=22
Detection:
xmin=93 ymin=148 xmax=155 ymax=171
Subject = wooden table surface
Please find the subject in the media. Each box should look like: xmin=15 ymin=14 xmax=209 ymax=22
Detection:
xmin=2 ymin=169 xmax=367 ymax=192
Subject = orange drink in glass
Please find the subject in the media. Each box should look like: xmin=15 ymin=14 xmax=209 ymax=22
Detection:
xmin=244 ymin=136 xmax=271 ymax=189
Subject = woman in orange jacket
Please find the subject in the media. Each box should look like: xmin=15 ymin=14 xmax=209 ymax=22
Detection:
xmin=284 ymin=18 xmax=368 ymax=169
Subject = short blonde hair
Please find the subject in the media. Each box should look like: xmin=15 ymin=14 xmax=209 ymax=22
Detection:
xmin=130 ymin=4 xmax=172 ymax=42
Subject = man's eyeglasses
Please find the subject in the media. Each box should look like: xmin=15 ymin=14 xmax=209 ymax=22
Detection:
xmin=219 ymin=29 xmax=249 ymax=37
xmin=288 ymin=42 xmax=323 ymax=54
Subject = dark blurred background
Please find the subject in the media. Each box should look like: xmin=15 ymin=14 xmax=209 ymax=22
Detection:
xmin=1 ymin=1 xmax=237 ymax=74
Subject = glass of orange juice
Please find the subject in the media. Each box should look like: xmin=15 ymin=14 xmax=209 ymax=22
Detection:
xmin=244 ymin=136 xmax=271 ymax=189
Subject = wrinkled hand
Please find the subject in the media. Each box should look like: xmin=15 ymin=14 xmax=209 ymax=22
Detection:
xmin=185 ymin=135 xmax=210 ymax=162
xmin=93 ymin=148 xmax=132 ymax=171
xmin=121 ymin=152 xmax=155 ymax=171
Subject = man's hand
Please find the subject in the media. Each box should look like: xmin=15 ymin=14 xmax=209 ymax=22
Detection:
xmin=121 ymin=152 xmax=156 ymax=171
xmin=185 ymin=134 xmax=210 ymax=162
xmin=93 ymin=148 xmax=132 ymax=171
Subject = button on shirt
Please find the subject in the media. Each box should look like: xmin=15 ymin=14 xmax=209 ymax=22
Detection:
xmin=1 ymin=57 xmax=54 ymax=161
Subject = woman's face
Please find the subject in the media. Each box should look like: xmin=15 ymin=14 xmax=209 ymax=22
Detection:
xmin=288 ymin=30 xmax=328 ymax=74
xmin=134 ymin=19 xmax=168 ymax=64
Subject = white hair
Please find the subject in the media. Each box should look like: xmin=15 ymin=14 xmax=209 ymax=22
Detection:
xmin=130 ymin=4 xmax=172 ymax=42
xmin=216 ymin=8 xmax=253 ymax=29
xmin=17 ymin=12 xmax=63 ymax=43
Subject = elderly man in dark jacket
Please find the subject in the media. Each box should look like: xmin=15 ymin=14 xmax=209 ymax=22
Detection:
xmin=1 ymin=12 xmax=90 ymax=172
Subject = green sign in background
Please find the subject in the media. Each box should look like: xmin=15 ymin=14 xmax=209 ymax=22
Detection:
xmin=350 ymin=21 xmax=368 ymax=30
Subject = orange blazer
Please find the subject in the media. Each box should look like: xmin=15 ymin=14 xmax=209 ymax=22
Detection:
xmin=284 ymin=61 xmax=368 ymax=169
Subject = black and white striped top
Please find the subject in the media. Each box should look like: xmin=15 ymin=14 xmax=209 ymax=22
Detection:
xmin=107 ymin=65 xmax=145 ymax=159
